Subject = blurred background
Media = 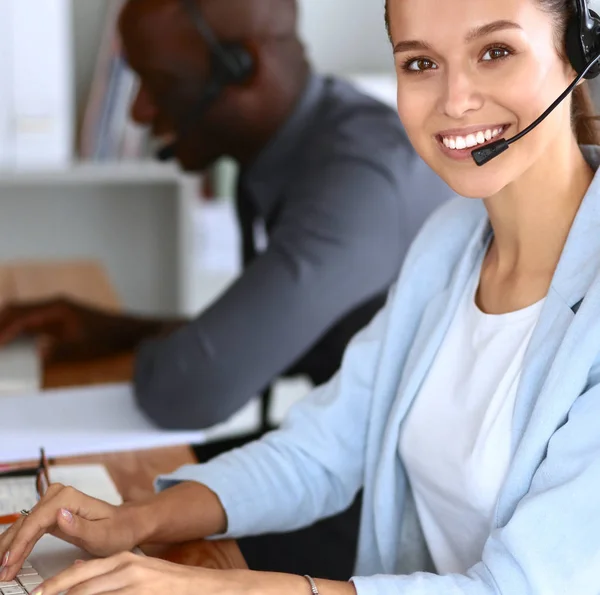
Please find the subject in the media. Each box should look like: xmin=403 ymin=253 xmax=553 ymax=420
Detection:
xmin=1 ymin=0 xmax=600 ymax=447
xmin=0 ymin=0 xmax=599 ymax=318
xmin=0 ymin=0 xmax=397 ymax=321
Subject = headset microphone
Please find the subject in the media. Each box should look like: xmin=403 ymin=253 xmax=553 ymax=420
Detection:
xmin=155 ymin=85 xmax=221 ymax=161
xmin=471 ymin=54 xmax=600 ymax=165
xmin=472 ymin=0 xmax=600 ymax=166
xmin=157 ymin=144 xmax=176 ymax=162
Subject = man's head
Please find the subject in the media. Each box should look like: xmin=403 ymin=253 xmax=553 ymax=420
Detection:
xmin=119 ymin=0 xmax=308 ymax=171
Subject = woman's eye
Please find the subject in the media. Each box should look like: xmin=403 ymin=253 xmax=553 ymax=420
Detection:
xmin=481 ymin=47 xmax=511 ymax=62
xmin=405 ymin=58 xmax=438 ymax=72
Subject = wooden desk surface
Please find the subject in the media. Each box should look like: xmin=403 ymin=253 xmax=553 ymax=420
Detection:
xmin=43 ymin=353 xmax=247 ymax=571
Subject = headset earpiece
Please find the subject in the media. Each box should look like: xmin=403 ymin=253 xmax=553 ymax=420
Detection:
xmin=566 ymin=0 xmax=600 ymax=79
xmin=217 ymin=43 xmax=255 ymax=85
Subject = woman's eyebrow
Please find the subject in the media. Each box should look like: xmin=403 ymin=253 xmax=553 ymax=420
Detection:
xmin=393 ymin=19 xmax=522 ymax=54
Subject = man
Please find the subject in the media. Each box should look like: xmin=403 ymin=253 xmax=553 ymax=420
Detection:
xmin=0 ymin=0 xmax=453 ymax=579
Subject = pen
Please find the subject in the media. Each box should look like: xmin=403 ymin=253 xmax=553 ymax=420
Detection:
xmin=0 ymin=513 xmax=22 ymax=525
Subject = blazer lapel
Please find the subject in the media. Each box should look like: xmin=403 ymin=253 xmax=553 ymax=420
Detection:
xmin=499 ymin=148 xmax=600 ymax=518
xmin=512 ymin=151 xmax=600 ymax=434
xmin=372 ymin=216 xmax=492 ymax=570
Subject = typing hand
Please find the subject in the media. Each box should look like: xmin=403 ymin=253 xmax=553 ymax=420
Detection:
xmin=0 ymin=299 xmax=134 ymax=363
xmin=25 ymin=553 xmax=209 ymax=595
xmin=26 ymin=553 xmax=313 ymax=595
xmin=0 ymin=484 xmax=140 ymax=581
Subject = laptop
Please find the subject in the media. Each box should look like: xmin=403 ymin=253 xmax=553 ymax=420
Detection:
xmin=0 ymin=465 xmax=129 ymax=585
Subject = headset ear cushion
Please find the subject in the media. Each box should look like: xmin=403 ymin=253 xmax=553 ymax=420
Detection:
xmin=586 ymin=10 xmax=600 ymax=79
xmin=566 ymin=8 xmax=600 ymax=79
xmin=220 ymin=43 xmax=255 ymax=84
xmin=566 ymin=14 xmax=587 ymax=75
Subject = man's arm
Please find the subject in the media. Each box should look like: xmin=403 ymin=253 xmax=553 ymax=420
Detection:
xmin=0 ymin=299 xmax=187 ymax=363
xmin=133 ymin=154 xmax=408 ymax=429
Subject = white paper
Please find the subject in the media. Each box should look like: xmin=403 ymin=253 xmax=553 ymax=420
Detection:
xmin=0 ymin=382 xmax=262 ymax=464
xmin=0 ymin=465 xmax=122 ymax=520
xmin=0 ymin=383 xmax=212 ymax=463
xmin=49 ymin=464 xmax=123 ymax=504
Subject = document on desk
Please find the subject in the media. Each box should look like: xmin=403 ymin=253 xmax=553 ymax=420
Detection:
xmin=0 ymin=383 xmax=214 ymax=463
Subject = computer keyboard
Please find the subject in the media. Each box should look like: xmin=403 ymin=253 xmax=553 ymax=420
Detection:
xmin=0 ymin=477 xmax=44 ymax=594
xmin=0 ymin=466 xmax=131 ymax=588
xmin=0 ymin=560 xmax=44 ymax=595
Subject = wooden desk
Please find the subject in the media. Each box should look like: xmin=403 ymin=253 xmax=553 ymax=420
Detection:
xmin=43 ymin=353 xmax=247 ymax=570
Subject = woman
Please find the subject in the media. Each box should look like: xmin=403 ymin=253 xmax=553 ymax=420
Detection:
xmin=3 ymin=0 xmax=600 ymax=592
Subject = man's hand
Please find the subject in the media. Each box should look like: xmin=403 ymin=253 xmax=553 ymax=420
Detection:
xmin=0 ymin=299 xmax=166 ymax=363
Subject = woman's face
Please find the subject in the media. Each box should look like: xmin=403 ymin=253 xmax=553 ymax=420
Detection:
xmin=387 ymin=0 xmax=577 ymax=198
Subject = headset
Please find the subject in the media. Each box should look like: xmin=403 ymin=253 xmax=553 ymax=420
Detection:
xmin=156 ymin=0 xmax=255 ymax=161
xmin=472 ymin=0 xmax=600 ymax=165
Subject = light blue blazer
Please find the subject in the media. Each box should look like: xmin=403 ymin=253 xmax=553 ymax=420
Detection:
xmin=157 ymin=146 xmax=600 ymax=594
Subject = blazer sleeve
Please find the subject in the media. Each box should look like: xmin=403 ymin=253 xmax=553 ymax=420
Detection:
xmin=154 ymin=292 xmax=394 ymax=537
xmin=132 ymin=154 xmax=405 ymax=430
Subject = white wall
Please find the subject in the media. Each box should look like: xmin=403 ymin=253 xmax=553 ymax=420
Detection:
xmin=297 ymin=0 xmax=393 ymax=75
xmin=72 ymin=1 xmax=108 ymax=124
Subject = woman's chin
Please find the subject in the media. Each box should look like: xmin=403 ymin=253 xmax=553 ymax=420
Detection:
xmin=436 ymin=168 xmax=509 ymax=200
xmin=416 ymin=146 xmax=510 ymax=199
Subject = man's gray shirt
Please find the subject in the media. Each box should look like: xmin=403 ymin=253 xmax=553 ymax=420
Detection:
xmin=133 ymin=73 xmax=454 ymax=429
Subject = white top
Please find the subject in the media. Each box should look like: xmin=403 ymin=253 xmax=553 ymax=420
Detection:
xmin=399 ymin=255 xmax=545 ymax=574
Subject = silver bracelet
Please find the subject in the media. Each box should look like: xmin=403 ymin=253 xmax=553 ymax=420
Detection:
xmin=303 ymin=575 xmax=320 ymax=594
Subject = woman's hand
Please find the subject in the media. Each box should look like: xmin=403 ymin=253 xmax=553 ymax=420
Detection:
xmin=27 ymin=552 xmax=349 ymax=595
xmin=0 ymin=484 xmax=142 ymax=581
xmin=0 ymin=480 xmax=230 ymax=584
xmin=29 ymin=553 xmax=213 ymax=595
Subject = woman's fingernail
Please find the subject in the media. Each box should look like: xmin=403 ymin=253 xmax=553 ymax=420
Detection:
xmin=2 ymin=551 xmax=9 ymax=566
xmin=60 ymin=509 xmax=73 ymax=523
xmin=30 ymin=588 xmax=43 ymax=595
xmin=74 ymin=559 xmax=84 ymax=565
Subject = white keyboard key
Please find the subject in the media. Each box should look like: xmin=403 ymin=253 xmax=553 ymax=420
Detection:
xmin=19 ymin=563 xmax=31 ymax=570
xmin=1 ymin=586 xmax=26 ymax=595
xmin=17 ymin=577 xmax=41 ymax=587
xmin=0 ymin=582 xmax=18 ymax=588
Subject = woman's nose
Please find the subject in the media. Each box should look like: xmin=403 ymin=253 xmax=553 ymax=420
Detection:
xmin=437 ymin=68 xmax=484 ymax=119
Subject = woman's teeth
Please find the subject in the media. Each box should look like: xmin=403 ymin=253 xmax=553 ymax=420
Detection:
xmin=441 ymin=127 xmax=505 ymax=150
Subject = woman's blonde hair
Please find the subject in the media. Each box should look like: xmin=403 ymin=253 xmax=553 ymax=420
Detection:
xmin=384 ymin=0 xmax=600 ymax=145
